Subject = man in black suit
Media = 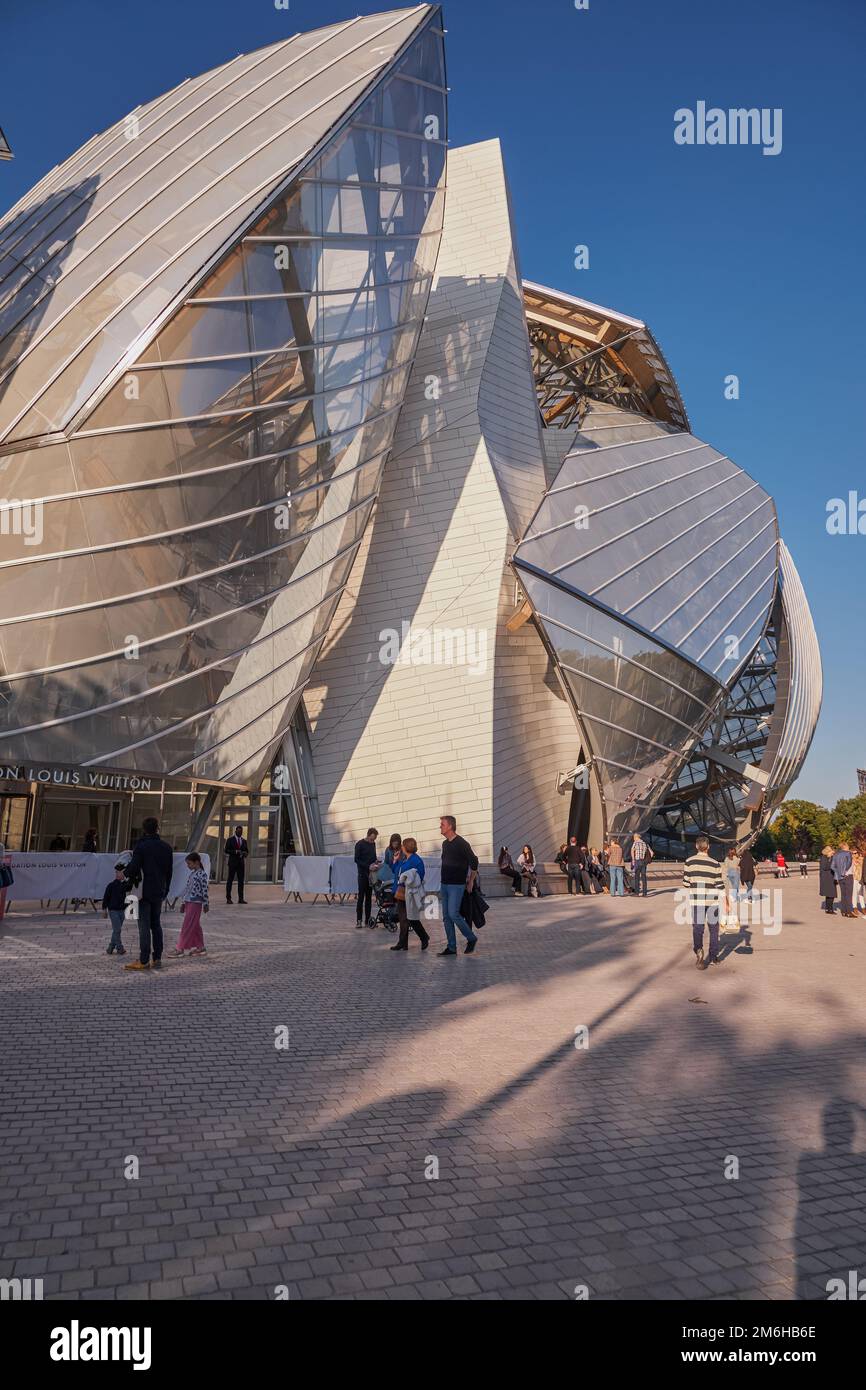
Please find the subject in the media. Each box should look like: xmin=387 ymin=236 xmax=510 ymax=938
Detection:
xmin=224 ymin=825 xmax=249 ymax=904
xmin=124 ymin=817 xmax=174 ymax=972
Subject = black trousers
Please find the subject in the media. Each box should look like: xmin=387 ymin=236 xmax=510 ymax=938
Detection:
xmin=138 ymin=896 xmax=163 ymax=964
xmin=567 ymin=866 xmax=581 ymax=894
xmin=839 ymin=877 xmax=854 ymax=913
xmin=397 ymin=900 xmax=429 ymax=948
xmin=226 ymin=859 xmax=246 ymax=901
xmin=356 ymin=867 xmax=372 ymax=923
xmin=501 ymin=869 xmax=521 ymax=891
xmin=632 ymin=860 xmax=648 ymax=895
xmin=824 ymin=895 xmax=836 ymax=912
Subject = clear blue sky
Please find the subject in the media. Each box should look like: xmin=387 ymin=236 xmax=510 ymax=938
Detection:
xmin=1 ymin=0 xmax=863 ymax=807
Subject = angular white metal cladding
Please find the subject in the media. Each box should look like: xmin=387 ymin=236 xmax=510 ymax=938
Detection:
xmin=764 ymin=541 xmax=823 ymax=799
xmin=0 ymin=6 xmax=446 ymax=786
xmin=304 ymin=138 xmax=579 ymax=861
xmin=0 ymin=6 xmax=434 ymax=443
xmin=514 ymin=402 xmax=780 ymax=681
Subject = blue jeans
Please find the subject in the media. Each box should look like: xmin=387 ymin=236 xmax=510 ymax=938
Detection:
xmin=108 ymin=909 xmax=125 ymax=949
xmin=609 ymin=865 xmax=624 ymax=896
xmin=440 ymin=882 xmax=477 ymax=951
xmin=632 ymin=860 xmax=648 ymax=895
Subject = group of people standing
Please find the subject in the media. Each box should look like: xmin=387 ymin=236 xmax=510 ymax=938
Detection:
xmin=353 ymin=816 xmax=482 ymax=957
xmin=547 ymin=833 xmax=653 ymax=898
xmin=819 ymin=843 xmax=866 ymax=918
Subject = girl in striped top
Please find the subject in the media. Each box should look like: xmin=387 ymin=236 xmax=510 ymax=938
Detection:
xmin=170 ymin=853 xmax=209 ymax=957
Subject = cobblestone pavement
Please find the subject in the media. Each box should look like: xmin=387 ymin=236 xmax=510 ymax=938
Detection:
xmin=2 ymin=876 xmax=866 ymax=1301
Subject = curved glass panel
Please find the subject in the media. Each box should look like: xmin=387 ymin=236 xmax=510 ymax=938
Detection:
xmin=515 ymin=566 xmax=722 ymax=840
xmin=515 ymin=404 xmax=779 ymax=681
xmin=0 ymin=9 xmax=447 ymax=786
xmin=0 ymin=6 xmax=438 ymax=444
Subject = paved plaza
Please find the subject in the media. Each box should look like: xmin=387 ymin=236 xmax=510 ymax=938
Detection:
xmin=2 ymin=876 xmax=866 ymax=1301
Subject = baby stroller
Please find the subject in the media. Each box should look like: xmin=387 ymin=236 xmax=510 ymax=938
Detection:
xmin=369 ymin=875 xmax=399 ymax=931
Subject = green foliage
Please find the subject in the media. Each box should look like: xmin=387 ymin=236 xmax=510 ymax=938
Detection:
xmin=829 ymin=796 xmax=866 ymax=847
xmin=766 ymin=795 xmax=866 ymax=856
xmin=770 ymin=799 xmax=834 ymax=857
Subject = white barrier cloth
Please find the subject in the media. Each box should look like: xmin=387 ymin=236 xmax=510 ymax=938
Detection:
xmin=330 ymin=856 xmax=359 ymax=895
xmin=283 ymin=856 xmax=332 ymax=894
xmin=6 ymin=852 xmax=210 ymax=902
xmin=281 ymin=854 xmax=442 ymax=896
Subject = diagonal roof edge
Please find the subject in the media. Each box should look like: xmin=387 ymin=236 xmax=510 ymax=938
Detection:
xmin=522 ymin=276 xmax=690 ymax=432
xmin=0 ymin=6 xmax=439 ymax=448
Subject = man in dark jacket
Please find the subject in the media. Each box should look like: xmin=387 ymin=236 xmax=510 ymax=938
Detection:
xmin=354 ymin=828 xmax=379 ymax=928
xmin=224 ymin=825 xmax=249 ymax=904
xmin=124 ymin=817 xmax=174 ymax=971
xmin=438 ymin=815 xmax=479 ymax=956
xmin=564 ymin=837 xmax=583 ymax=895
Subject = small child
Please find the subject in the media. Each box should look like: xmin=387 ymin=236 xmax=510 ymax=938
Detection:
xmin=102 ymin=863 xmax=129 ymax=956
xmin=170 ymin=852 xmax=209 ymax=956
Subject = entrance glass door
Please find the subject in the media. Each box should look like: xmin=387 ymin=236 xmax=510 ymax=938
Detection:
xmin=220 ymin=803 xmax=278 ymax=882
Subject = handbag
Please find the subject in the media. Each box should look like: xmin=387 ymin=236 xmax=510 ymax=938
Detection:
xmin=394 ymin=885 xmax=405 ymax=901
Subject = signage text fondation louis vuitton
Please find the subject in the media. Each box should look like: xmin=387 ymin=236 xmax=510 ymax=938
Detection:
xmin=0 ymin=765 xmax=153 ymax=792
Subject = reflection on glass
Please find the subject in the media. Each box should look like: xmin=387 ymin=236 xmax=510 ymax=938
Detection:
xmin=517 ymin=568 xmax=722 ymax=839
xmin=0 ymin=16 xmax=446 ymax=784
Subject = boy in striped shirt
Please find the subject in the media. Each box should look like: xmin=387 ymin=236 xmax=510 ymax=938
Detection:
xmin=683 ymin=835 xmax=726 ymax=970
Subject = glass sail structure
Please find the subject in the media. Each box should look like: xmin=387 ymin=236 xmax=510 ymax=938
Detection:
xmin=511 ymin=385 xmax=819 ymax=846
xmin=0 ymin=5 xmax=446 ymax=787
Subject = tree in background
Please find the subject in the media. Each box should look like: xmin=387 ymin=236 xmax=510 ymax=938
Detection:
xmin=829 ymin=796 xmax=866 ymax=849
xmin=768 ymin=799 xmax=834 ymax=857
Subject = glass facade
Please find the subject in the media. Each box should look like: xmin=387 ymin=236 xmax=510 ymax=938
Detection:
xmin=646 ymin=617 xmax=780 ymax=857
xmin=515 ymin=567 xmax=722 ymax=838
xmin=644 ymin=542 xmax=821 ymax=856
xmin=515 ymin=402 xmax=779 ymax=683
xmin=0 ymin=8 xmax=441 ymax=443
xmin=516 ymin=387 xmax=820 ymax=849
xmin=0 ymin=8 xmax=446 ymax=794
